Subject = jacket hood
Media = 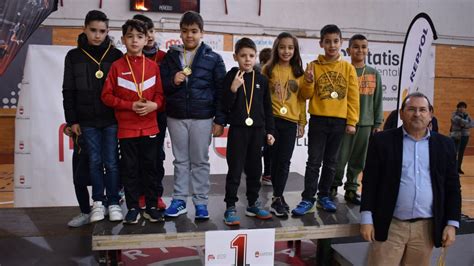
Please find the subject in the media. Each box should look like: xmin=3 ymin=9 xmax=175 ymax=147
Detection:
xmin=77 ymin=33 xmax=113 ymax=53
xmin=313 ymin=54 xmax=343 ymax=65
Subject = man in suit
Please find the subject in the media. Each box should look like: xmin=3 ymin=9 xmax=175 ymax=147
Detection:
xmin=360 ymin=92 xmax=461 ymax=265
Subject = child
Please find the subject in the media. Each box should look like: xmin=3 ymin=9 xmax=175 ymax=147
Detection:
xmin=221 ymin=37 xmax=275 ymax=226
xmin=292 ymin=24 xmax=360 ymax=216
xmin=62 ymin=10 xmax=123 ymax=223
xmin=331 ymin=34 xmax=383 ymax=205
xmin=160 ymin=11 xmax=226 ymax=219
xmin=63 ymin=125 xmax=91 ymax=227
xmin=262 ymin=32 xmax=308 ymax=217
xmin=132 ymin=14 xmax=167 ymax=211
xmin=257 ymin=47 xmax=273 ymax=186
xmin=101 ymin=19 xmax=164 ymax=224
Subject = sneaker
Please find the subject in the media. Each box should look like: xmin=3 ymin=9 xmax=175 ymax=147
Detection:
xmin=344 ymin=190 xmax=361 ymax=205
xmin=195 ymin=204 xmax=210 ymax=219
xmin=67 ymin=213 xmax=90 ymax=227
xmin=224 ymin=207 xmax=240 ymax=226
xmin=281 ymin=196 xmax=290 ymax=211
xmin=123 ymin=208 xmax=141 ymax=224
xmin=270 ymin=197 xmax=288 ymax=217
xmin=108 ymin=205 xmax=123 ymax=221
xmin=164 ymin=199 xmax=187 ymax=217
xmin=246 ymin=202 xmax=272 ymax=220
xmin=90 ymin=201 xmax=106 ymax=222
xmin=291 ymin=200 xmax=315 ymax=216
xmin=143 ymin=207 xmax=165 ymax=222
xmin=317 ymin=196 xmax=337 ymax=212
xmin=157 ymin=197 xmax=167 ymax=210
xmin=139 ymin=195 xmax=146 ymax=210
xmin=330 ymin=186 xmax=338 ymax=199
xmin=261 ymin=175 xmax=272 ymax=186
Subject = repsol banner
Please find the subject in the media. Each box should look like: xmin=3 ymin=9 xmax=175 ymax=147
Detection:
xmin=397 ymin=13 xmax=438 ymax=113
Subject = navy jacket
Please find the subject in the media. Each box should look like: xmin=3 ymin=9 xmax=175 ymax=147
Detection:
xmin=361 ymin=127 xmax=461 ymax=247
xmin=160 ymin=43 xmax=226 ymax=124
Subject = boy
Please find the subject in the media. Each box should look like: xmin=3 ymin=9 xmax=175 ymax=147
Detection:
xmin=293 ymin=24 xmax=360 ymax=215
xmin=132 ymin=14 xmax=167 ymax=211
xmin=62 ymin=10 xmax=123 ymax=223
xmin=160 ymin=11 xmax=226 ymax=219
xmin=101 ymin=19 xmax=164 ymax=224
xmin=221 ymin=38 xmax=275 ymax=225
xmin=331 ymin=34 xmax=383 ymax=205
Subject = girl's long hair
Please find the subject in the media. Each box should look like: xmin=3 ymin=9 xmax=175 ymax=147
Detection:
xmin=263 ymin=32 xmax=304 ymax=79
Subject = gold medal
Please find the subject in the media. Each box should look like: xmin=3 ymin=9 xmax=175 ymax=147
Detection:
xmin=95 ymin=70 xmax=104 ymax=79
xmin=331 ymin=91 xmax=339 ymax=99
xmin=245 ymin=117 xmax=254 ymax=126
xmin=183 ymin=66 xmax=192 ymax=76
xmin=279 ymin=106 xmax=288 ymax=115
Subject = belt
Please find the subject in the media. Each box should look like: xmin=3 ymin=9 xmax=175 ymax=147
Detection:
xmin=394 ymin=217 xmax=432 ymax=223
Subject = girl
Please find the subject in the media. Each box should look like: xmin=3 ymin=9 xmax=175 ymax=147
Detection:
xmin=262 ymin=32 xmax=310 ymax=217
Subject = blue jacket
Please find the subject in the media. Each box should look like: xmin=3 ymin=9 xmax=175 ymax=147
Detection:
xmin=160 ymin=43 xmax=226 ymax=124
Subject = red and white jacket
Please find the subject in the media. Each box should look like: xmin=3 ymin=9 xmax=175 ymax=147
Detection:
xmin=101 ymin=55 xmax=164 ymax=139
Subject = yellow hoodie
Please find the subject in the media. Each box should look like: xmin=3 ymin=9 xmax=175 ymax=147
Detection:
xmin=300 ymin=54 xmax=360 ymax=126
xmin=262 ymin=64 xmax=307 ymax=126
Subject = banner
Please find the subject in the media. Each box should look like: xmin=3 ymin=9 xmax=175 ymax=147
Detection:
xmin=397 ymin=13 xmax=438 ymax=117
xmin=0 ymin=0 xmax=57 ymax=75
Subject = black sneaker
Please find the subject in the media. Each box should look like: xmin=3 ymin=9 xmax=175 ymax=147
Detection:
xmin=123 ymin=208 xmax=141 ymax=224
xmin=344 ymin=190 xmax=361 ymax=205
xmin=281 ymin=196 xmax=290 ymax=211
xmin=270 ymin=197 xmax=289 ymax=217
xmin=144 ymin=207 xmax=165 ymax=222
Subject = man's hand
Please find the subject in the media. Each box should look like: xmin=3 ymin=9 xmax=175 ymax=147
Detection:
xmin=267 ymin=134 xmax=275 ymax=146
xmin=230 ymin=70 xmax=244 ymax=93
xmin=304 ymin=63 xmax=314 ymax=83
xmin=212 ymin=123 xmax=224 ymax=137
xmin=346 ymin=125 xmax=356 ymax=135
xmin=360 ymin=224 xmax=375 ymax=242
xmin=71 ymin=124 xmax=81 ymax=136
xmin=174 ymin=71 xmax=186 ymax=86
xmin=297 ymin=124 xmax=305 ymax=138
xmin=63 ymin=126 xmax=73 ymax=137
xmin=133 ymin=100 xmax=158 ymax=116
xmin=442 ymin=225 xmax=456 ymax=247
xmin=372 ymin=127 xmax=382 ymax=134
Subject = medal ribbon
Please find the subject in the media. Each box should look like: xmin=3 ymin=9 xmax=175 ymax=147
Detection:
xmin=80 ymin=42 xmax=112 ymax=73
xmin=358 ymin=66 xmax=367 ymax=89
xmin=125 ymin=54 xmax=145 ymax=99
xmin=242 ymin=70 xmax=255 ymax=119
xmin=319 ymin=57 xmax=342 ymax=93
xmin=276 ymin=64 xmax=289 ymax=106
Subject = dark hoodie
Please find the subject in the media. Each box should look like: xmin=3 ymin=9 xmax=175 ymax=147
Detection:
xmin=62 ymin=33 xmax=123 ymax=128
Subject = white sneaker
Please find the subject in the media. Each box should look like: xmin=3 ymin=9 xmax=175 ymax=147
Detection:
xmin=90 ymin=201 xmax=105 ymax=222
xmin=108 ymin=205 xmax=123 ymax=222
xmin=67 ymin=213 xmax=90 ymax=227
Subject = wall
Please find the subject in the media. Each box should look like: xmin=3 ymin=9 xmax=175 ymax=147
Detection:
xmin=43 ymin=0 xmax=474 ymax=46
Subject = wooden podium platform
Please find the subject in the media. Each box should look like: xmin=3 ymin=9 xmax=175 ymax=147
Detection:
xmin=92 ymin=173 xmax=361 ymax=264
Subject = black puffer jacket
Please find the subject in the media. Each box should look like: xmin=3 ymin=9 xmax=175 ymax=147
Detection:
xmin=160 ymin=43 xmax=226 ymax=124
xmin=62 ymin=33 xmax=123 ymax=128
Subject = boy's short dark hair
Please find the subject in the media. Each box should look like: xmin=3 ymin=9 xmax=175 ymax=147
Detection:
xmin=133 ymin=14 xmax=154 ymax=30
xmin=320 ymin=24 xmax=342 ymax=41
xmin=348 ymin=34 xmax=367 ymax=48
xmin=259 ymin=48 xmax=272 ymax=65
xmin=457 ymin=101 xmax=467 ymax=108
xmin=235 ymin=37 xmax=257 ymax=54
xmin=180 ymin=11 xmax=203 ymax=31
xmin=85 ymin=10 xmax=109 ymax=27
xmin=121 ymin=19 xmax=147 ymax=36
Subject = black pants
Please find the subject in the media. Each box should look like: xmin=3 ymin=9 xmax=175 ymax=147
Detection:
xmin=302 ymin=116 xmax=345 ymax=201
xmin=224 ymin=126 xmax=264 ymax=208
xmin=453 ymin=136 xmax=469 ymax=170
xmin=120 ymin=136 xmax=160 ymax=210
xmin=72 ymin=136 xmax=91 ymax=214
xmin=262 ymin=141 xmax=272 ymax=176
xmin=271 ymin=118 xmax=297 ymax=197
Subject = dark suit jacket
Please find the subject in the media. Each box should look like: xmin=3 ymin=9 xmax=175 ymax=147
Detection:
xmin=361 ymin=127 xmax=461 ymax=247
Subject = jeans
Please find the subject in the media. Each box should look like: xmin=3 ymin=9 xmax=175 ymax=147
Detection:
xmin=453 ymin=135 xmax=469 ymax=170
xmin=302 ymin=116 xmax=345 ymax=201
xmin=81 ymin=125 xmax=120 ymax=205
